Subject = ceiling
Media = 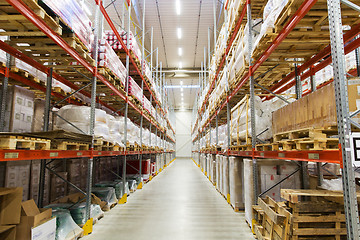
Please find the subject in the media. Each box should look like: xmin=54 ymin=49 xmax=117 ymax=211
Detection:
xmin=98 ymin=0 xmax=224 ymax=110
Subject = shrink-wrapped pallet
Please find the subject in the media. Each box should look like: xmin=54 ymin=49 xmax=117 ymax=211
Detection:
xmin=216 ymin=155 xmax=222 ymax=190
xmin=229 ymin=157 xmax=244 ymax=210
xmin=222 ymin=156 xmax=230 ymax=197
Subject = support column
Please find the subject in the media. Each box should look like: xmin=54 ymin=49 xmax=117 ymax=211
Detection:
xmin=327 ymin=0 xmax=360 ymax=236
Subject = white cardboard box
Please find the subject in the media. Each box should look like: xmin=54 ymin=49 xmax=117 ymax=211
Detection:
xmin=31 ymin=217 xmax=56 ymax=240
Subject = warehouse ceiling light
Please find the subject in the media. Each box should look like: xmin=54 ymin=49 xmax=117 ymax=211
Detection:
xmin=180 ymin=80 xmax=183 ymax=85
xmin=176 ymin=0 xmax=181 ymax=15
xmin=181 ymin=88 xmax=184 ymax=92
xmin=178 ymin=47 xmax=183 ymax=56
xmin=177 ymin=28 xmax=182 ymax=39
xmin=179 ymin=62 xmax=183 ymax=69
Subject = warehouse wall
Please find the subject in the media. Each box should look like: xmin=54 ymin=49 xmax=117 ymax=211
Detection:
xmin=175 ymin=110 xmax=192 ymax=158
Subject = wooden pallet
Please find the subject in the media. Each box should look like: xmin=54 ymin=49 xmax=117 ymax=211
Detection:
xmin=255 ymin=144 xmax=274 ymax=151
xmin=64 ymin=227 xmax=84 ymax=240
xmin=52 ymin=141 xmax=89 ymax=151
xmin=272 ymin=127 xmax=339 ymax=150
xmin=0 ymin=134 xmax=50 ymax=150
xmin=229 ymin=144 xmax=252 ymax=151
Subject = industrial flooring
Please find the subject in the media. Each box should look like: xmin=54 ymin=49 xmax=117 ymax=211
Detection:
xmin=83 ymin=158 xmax=254 ymax=240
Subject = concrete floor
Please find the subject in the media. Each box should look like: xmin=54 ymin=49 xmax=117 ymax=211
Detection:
xmin=83 ymin=159 xmax=254 ymax=240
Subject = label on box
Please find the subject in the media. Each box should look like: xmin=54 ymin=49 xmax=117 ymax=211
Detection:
xmin=31 ymin=217 xmax=56 ymax=240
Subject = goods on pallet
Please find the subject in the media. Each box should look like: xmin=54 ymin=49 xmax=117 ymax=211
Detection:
xmin=91 ymin=187 xmax=118 ymax=208
xmin=253 ymin=189 xmax=358 ymax=239
xmin=230 ymin=95 xmax=273 ymax=145
xmin=272 ymin=81 xmax=360 ymax=135
xmin=95 ymin=181 xmax=124 ymax=199
xmin=107 ymin=116 xmax=125 ymax=148
xmin=4 ymin=161 xmax=31 ymax=201
xmin=114 ymin=180 xmax=130 ymax=196
xmin=98 ymin=39 xmax=127 ymax=85
xmin=126 ymin=159 xmax=151 ymax=181
xmin=17 ymin=199 xmax=54 ymax=240
xmin=229 ymin=157 xmax=244 ymax=210
xmin=56 ymin=105 xmax=111 ymax=140
xmin=244 ymin=159 xmax=301 ymax=225
xmin=128 ymin=76 xmax=143 ymax=102
xmin=222 ymin=156 xmax=230 ymax=199
xmin=42 ymin=0 xmax=94 ymax=50
xmin=127 ymin=180 xmax=137 ymax=192
xmin=3 ymin=85 xmax=34 ymax=133
xmin=52 ymin=209 xmax=83 ymax=240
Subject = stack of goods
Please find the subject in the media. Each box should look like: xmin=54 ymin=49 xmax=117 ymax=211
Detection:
xmin=128 ymin=76 xmax=143 ymax=102
xmin=98 ymin=39 xmax=127 ymax=86
xmin=91 ymin=187 xmax=118 ymax=210
xmin=51 ymin=209 xmax=83 ymax=240
xmin=95 ymin=181 xmax=124 ymax=199
xmin=127 ymin=180 xmax=137 ymax=192
xmin=68 ymin=203 xmax=103 ymax=226
xmin=253 ymin=190 xmax=354 ymax=239
xmin=42 ymin=0 xmax=94 ymax=50
xmin=56 ymin=105 xmax=111 ymax=141
xmin=104 ymin=30 xmax=142 ymax=62
xmin=230 ymin=95 xmax=273 ymax=145
xmin=107 ymin=115 xmax=126 ymax=148
xmin=114 ymin=180 xmax=130 ymax=196
xmin=126 ymin=159 xmax=151 ymax=181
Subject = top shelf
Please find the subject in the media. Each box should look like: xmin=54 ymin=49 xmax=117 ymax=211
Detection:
xmin=0 ymin=0 xmax=175 ymax=142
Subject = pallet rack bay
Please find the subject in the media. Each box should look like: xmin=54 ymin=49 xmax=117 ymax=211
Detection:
xmin=0 ymin=0 xmax=176 ymax=233
xmin=192 ymin=0 xmax=360 ymax=237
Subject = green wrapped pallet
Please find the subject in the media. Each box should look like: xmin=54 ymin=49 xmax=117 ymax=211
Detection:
xmin=92 ymin=187 xmax=118 ymax=205
xmin=114 ymin=179 xmax=130 ymax=195
xmin=95 ymin=181 xmax=124 ymax=199
xmin=52 ymin=209 xmax=83 ymax=240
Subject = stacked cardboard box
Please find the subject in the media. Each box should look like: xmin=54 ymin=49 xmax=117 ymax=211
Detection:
xmin=0 ymin=187 xmax=22 ymax=240
xmin=5 ymin=161 xmax=31 ymax=201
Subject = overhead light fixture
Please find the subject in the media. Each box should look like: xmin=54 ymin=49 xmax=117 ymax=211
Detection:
xmin=179 ymin=62 xmax=183 ymax=69
xmin=178 ymin=47 xmax=183 ymax=56
xmin=181 ymin=93 xmax=184 ymax=97
xmin=177 ymin=28 xmax=182 ymax=39
xmin=180 ymin=80 xmax=183 ymax=85
xmin=181 ymin=88 xmax=184 ymax=92
xmin=176 ymin=0 xmax=181 ymax=15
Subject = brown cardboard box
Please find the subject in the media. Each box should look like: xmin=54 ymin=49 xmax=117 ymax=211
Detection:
xmin=0 ymin=225 xmax=16 ymax=240
xmin=5 ymin=161 xmax=31 ymax=201
xmin=0 ymin=187 xmax=22 ymax=225
xmin=16 ymin=200 xmax=52 ymax=240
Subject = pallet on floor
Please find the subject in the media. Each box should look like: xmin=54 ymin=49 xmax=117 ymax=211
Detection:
xmin=64 ymin=227 xmax=84 ymax=240
xmin=0 ymin=133 xmax=50 ymax=150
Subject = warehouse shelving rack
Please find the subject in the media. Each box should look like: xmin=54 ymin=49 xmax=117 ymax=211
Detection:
xmin=0 ymin=0 xmax=175 ymax=233
xmin=192 ymin=0 xmax=360 ymax=237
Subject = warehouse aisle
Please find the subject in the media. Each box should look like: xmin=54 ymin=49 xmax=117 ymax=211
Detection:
xmin=83 ymin=159 xmax=254 ymax=240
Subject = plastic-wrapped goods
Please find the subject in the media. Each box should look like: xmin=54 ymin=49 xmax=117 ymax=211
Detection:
xmin=243 ymin=159 xmax=254 ymax=226
xmin=91 ymin=187 xmax=118 ymax=206
xmin=52 ymin=209 xmax=84 ymax=240
xmin=107 ymin=116 xmax=125 ymax=147
xmin=95 ymin=181 xmax=124 ymax=199
xmin=230 ymin=95 xmax=273 ymax=144
xmin=69 ymin=203 xmax=103 ymax=226
xmin=42 ymin=0 xmax=93 ymax=50
xmin=217 ymin=124 xmax=229 ymax=149
xmin=229 ymin=157 xmax=244 ymax=210
xmin=114 ymin=180 xmax=130 ymax=196
xmin=127 ymin=180 xmax=137 ymax=192
xmin=128 ymin=76 xmax=143 ymax=102
xmin=56 ymin=105 xmax=111 ymax=141
xmin=222 ymin=156 xmax=230 ymax=198
xmin=98 ymin=39 xmax=127 ymax=85
xmin=105 ymin=30 xmax=142 ymax=61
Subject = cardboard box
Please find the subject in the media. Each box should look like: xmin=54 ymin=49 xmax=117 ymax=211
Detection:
xmin=31 ymin=217 xmax=56 ymax=240
xmin=0 ymin=225 xmax=16 ymax=240
xmin=16 ymin=200 xmax=52 ymax=240
xmin=50 ymin=172 xmax=67 ymax=202
xmin=0 ymin=187 xmax=22 ymax=225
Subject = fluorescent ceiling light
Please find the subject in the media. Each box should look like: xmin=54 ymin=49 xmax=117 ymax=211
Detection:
xmin=181 ymin=88 xmax=184 ymax=92
xmin=181 ymin=93 xmax=184 ymax=97
xmin=179 ymin=62 xmax=183 ymax=69
xmin=180 ymin=80 xmax=183 ymax=85
xmin=176 ymin=0 xmax=181 ymax=15
xmin=165 ymin=85 xmax=199 ymax=89
xmin=177 ymin=28 xmax=182 ymax=39
xmin=178 ymin=47 xmax=183 ymax=56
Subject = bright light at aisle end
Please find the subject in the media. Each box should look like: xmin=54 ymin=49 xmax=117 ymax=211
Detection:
xmin=179 ymin=62 xmax=183 ymax=69
xmin=178 ymin=47 xmax=183 ymax=56
xmin=177 ymin=28 xmax=182 ymax=39
xmin=176 ymin=0 xmax=181 ymax=15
